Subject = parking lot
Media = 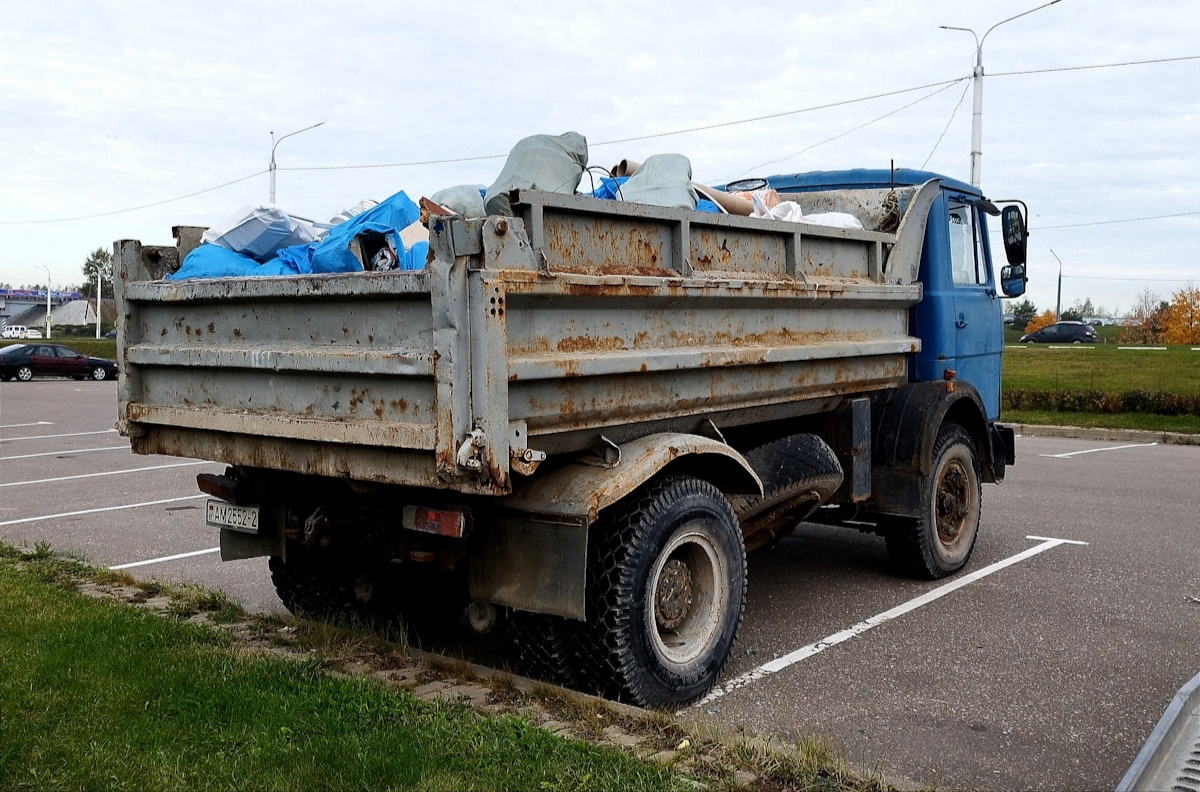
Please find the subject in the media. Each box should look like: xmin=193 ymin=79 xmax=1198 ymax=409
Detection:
xmin=2 ymin=378 xmax=1197 ymax=790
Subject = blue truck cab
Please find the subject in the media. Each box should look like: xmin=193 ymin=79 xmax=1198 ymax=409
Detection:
xmin=752 ymin=168 xmax=1027 ymax=423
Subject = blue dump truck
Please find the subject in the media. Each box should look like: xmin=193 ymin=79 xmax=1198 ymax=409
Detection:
xmin=114 ymin=167 xmax=1028 ymax=709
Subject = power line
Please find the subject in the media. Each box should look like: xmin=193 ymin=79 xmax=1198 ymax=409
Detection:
xmin=1038 ymin=211 xmax=1200 ymax=230
xmin=0 ymin=171 xmax=267 ymax=226
xmin=279 ymin=76 xmax=972 ymax=173
xmin=1061 ymin=274 xmax=1197 ymax=282
xmin=990 ymin=54 xmax=1199 ymax=77
xmin=986 ymin=210 xmax=1200 ymax=234
xmin=730 ymin=79 xmax=966 ymax=180
xmin=2 ymin=54 xmax=1196 ymax=225
xmin=923 ymin=79 xmax=973 ymax=169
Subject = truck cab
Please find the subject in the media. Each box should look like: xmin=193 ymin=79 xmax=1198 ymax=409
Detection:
xmin=747 ymin=168 xmax=1017 ymax=421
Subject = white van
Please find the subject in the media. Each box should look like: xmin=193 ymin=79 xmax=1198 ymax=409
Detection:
xmin=1 ymin=325 xmax=28 ymax=339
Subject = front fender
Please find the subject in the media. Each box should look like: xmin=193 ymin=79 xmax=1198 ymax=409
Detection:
xmin=500 ymin=432 xmax=762 ymax=524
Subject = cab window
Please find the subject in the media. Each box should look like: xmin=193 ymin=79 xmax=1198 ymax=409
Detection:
xmin=948 ymin=201 xmax=987 ymax=286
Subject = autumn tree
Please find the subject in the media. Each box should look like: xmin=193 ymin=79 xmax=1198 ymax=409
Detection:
xmin=1024 ymin=310 xmax=1057 ymax=335
xmin=1161 ymin=285 xmax=1200 ymax=345
xmin=1120 ymin=288 xmax=1165 ymax=344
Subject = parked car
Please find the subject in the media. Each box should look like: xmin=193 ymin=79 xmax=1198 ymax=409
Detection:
xmin=24 ymin=328 xmax=43 ymax=338
xmin=1019 ymin=321 xmax=1098 ymax=344
xmin=103 ymin=328 xmax=117 ymax=339
xmin=1 ymin=325 xmax=28 ymax=339
xmin=0 ymin=343 xmax=118 ymax=381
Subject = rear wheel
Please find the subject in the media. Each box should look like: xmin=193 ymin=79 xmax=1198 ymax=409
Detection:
xmin=16 ymin=366 xmax=33 ymax=382
xmin=509 ymin=611 xmax=584 ymax=687
xmin=579 ymin=475 xmax=745 ymax=708
xmin=886 ymin=423 xmax=982 ymax=578
xmin=729 ymin=433 xmax=843 ymax=551
xmin=269 ymin=549 xmax=359 ymax=620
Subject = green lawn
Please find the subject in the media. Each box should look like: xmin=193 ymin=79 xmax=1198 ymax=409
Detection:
xmin=1002 ymin=342 xmax=1200 ymax=395
xmin=0 ymin=553 xmax=685 ymax=792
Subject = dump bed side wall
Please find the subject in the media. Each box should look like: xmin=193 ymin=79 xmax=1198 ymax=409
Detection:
xmin=116 ymin=188 xmax=930 ymax=495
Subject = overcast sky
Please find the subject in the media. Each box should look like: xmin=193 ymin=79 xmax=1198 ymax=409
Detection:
xmin=1 ymin=0 xmax=1196 ymax=316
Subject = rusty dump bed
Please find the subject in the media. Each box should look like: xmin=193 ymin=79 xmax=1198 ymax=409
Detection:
xmin=114 ymin=182 xmax=937 ymax=496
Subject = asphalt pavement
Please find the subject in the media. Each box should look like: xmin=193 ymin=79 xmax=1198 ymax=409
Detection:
xmin=1 ymin=378 xmax=1197 ymax=790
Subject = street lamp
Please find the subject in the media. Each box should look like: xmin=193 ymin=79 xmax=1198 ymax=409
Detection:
xmin=941 ymin=0 xmax=1063 ymax=188
xmin=1051 ymin=249 xmax=1063 ymax=320
xmin=95 ymin=265 xmax=102 ymax=339
xmin=269 ymin=122 xmax=325 ymax=204
xmin=38 ymin=264 xmax=52 ymax=339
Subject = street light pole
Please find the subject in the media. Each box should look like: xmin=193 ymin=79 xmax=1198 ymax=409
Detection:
xmin=269 ymin=121 xmax=325 ymax=204
xmin=38 ymin=264 xmax=52 ymax=340
xmin=95 ymin=267 xmax=102 ymax=339
xmin=1051 ymin=249 xmax=1063 ymax=320
xmin=941 ymin=0 xmax=1063 ymax=188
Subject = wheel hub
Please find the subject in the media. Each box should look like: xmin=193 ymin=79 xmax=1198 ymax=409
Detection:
xmin=654 ymin=559 xmax=693 ymax=631
xmin=936 ymin=461 xmax=970 ymax=544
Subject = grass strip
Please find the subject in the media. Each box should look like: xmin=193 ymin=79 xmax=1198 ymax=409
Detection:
xmin=0 ymin=551 xmax=684 ymax=792
xmin=999 ymin=409 xmax=1200 ymax=435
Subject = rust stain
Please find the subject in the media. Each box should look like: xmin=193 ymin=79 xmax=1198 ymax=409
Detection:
xmin=207 ymin=323 xmax=216 ymax=334
xmin=232 ymin=328 xmax=242 ymax=339
xmin=555 ymin=335 xmax=625 ymax=354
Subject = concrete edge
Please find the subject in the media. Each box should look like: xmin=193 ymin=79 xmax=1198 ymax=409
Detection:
xmin=1115 ymin=668 xmax=1200 ymax=792
xmin=1010 ymin=423 xmax=1200 ymax=446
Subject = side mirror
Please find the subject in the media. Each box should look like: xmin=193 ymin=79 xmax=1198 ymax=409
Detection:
xmin=1001 ymin=205 xmax=1027 ymax=266
xmin=1000 ymin=264 xmax=1026 ymax=297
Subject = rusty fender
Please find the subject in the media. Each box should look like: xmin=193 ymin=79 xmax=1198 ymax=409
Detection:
xmin=472 ymin=433 xmax=762 ymax=620
xmin=500 ymin=432 xmax=762 ymax=524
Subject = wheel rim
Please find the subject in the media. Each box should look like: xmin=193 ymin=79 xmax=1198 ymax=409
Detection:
xmin=17 ymin=367 xmax=32 ymax=381
xmin=647 ymin=522 xmax=727 ymax=668
xmin=934 ymin=459 xmax=972 ymax=546
xmin=92 ymin=367 xmax=107 ymax=381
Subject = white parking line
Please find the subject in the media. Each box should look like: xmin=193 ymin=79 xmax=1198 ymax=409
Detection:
xmin=110 ymin=547 xmax=221 ymax=570
xmin=1039 ymin=442 xmax=1157 ymax=459
xmin=0 ymin=445 xmax=129 ymax=462
xmin=0 ymin=429 xmax=118 ymax=443
xmin=0 ymin=461 xmax=210 ymax=489
xmin=0 ymin=494 xmax=207 ymax=527
xmin=0 ymin=421 xmax=53 ymax=429
xmin=697 ymin=536 xmax=1087 ymax=707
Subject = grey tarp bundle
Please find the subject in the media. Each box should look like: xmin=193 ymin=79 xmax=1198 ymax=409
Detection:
xmin=616 ymin=154 xmax=698 ymax=211
xmin=431 ymin=184 xmax=488 ymax=218
xmin=484 ymin=132 xmax=588 ymax=216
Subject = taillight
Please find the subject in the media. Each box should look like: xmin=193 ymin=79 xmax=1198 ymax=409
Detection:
xmin=402 ymin=506 xmax=467 ymax=538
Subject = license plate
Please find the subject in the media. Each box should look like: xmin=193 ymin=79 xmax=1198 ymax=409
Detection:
xmin=206 ymin=500 xmax=260 ymax=534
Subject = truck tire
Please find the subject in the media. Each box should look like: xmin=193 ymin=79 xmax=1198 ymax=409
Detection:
xmin=579 ymin=475 xmax=745 ymax=708
xmin=729 ymin=433 xmax=843 ymax=551
xmin=509 ymin=611 xmax=584 ymax=688
xmin=268 ymin=551 xmax=358 ymax=619
xmin=885 ymin=423 xmax=982 ymax=579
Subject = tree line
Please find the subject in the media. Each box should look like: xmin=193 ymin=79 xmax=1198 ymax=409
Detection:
xmin=1011 ymin=287 xmax=1200 ymax=344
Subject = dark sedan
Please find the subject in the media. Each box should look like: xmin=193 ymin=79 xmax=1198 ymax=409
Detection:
xmin=1019 ymin=321 xmax=1098 ymax=344
xmin=0 ymin=343 xmax=118 ymax=381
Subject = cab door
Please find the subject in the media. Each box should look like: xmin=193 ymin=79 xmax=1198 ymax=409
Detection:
xmin=947 ymin=198 xmax=1003 ymax=421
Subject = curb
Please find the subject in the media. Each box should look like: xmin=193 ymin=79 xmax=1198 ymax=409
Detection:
xmin=1011 ymin=423 xmax=1200 ymax=446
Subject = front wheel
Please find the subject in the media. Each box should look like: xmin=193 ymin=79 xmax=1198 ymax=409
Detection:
xmin=16 ymin=366 xmax=33 ymax=382
xmin=579 ymin=475 xmax=745 ymax=708
xmin=91 ymin=366 xmax=109 ymax=381
xmin=885 ymin=423 xmax=982 ymax=579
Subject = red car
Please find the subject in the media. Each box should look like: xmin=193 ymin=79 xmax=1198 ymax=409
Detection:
xmin=0 ymin=343 xmax=118 ymax=381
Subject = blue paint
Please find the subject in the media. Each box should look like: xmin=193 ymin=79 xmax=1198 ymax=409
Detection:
xmin=754 ymin=168 xmax=1004 ymax=421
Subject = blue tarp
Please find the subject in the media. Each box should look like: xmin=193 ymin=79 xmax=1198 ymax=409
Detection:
xmin=168 ymin=190 xmax=426 ymax=280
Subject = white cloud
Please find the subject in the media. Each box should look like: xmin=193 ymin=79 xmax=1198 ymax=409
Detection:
xmin=0 ymin=0 xmax=1196 ymax=314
